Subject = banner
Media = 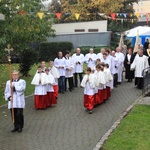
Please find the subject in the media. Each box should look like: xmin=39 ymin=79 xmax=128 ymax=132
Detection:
xmin=133 ymin=30 xmax=140 ymax=53
xmin=119 ymin=33 xmax=124 ymax=49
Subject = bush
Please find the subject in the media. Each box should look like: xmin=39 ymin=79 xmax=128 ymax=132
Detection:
xmin=19 ymin=48 xmax=37 ymax=76
xmin=39 ymin=42 xmax=73 ymax=61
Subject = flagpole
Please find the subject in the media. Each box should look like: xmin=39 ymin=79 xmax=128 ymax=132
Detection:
xmin=5 ymin=44 xmax=14 ymax=123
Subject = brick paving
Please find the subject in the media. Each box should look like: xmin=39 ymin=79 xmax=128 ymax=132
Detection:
xmin=0 ymin=80 xmax=141 ymax=150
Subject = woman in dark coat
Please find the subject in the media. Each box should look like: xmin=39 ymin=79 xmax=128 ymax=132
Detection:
xmin=124 ymin=48 xmax=135 ymax=82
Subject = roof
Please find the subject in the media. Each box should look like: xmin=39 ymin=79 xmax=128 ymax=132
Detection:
xmin=125 ymin=26 xmax=150 ymax=37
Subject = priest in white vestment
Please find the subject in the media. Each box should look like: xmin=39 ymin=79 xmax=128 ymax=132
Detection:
xmin=54 ymin=51 xmax=66 ymax=93
xmin=85 ymin=48 xmax=97 ymax=69
xmin=65 ymin=51 xmax=74 ymax=92
xmin=72 ymin=48 xmax=85 ymax=87
xmin=131 ymin=50 xmax=149 ymax=89
xmin=97 ymin=48 xmax=105 ymax=60
xmin=115 ymin=47 xmax=125 ymax=84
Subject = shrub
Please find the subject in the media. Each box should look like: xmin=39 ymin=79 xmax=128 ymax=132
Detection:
xmin=19 ymin=48 xmax=37 ymax=76
xmin=39 ymin=42 xmax=73 ymax=61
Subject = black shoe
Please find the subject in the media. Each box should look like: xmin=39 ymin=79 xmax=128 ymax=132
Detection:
xmin=88 ymin=110 xmax=93 ymax=114
xmin=11 ymin=128 xmax=18 ymax=132
xmin=18 ymin=128 xmax=22 ymax=133
xmin=69 ymin=89 xmax=72 ymax=92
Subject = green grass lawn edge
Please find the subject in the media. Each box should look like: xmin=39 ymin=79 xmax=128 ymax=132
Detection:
xmin=102 ymin=104 xmax=150 ymax=150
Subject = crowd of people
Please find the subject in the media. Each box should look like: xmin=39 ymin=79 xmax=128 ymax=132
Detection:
xmin=31 ymin=44 xmax=149 ymax=113
xmin=4 ymin=43 xmax=150 ymax=132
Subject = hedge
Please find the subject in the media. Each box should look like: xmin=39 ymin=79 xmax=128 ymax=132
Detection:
xmin=39 ymin=42 xmax=73 ymax=61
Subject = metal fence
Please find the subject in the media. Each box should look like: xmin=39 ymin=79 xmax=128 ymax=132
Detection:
xmin=142 ymin=67 xmax=150 ymax=96
xmin=47 ymin=32 xmax=111 ymax=48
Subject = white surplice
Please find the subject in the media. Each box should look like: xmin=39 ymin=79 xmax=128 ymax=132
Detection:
xmin=115 ymin=52 xmax=125 ymax=82
xmin=5 ymin=79 xmax=26 ymax=109
xmin=31 ymin=72 xmax=49 ymax=95
xmin=81 ymin=74 xmax=96 ymax=95
xmin=49 ymin=66 xmax=60 ymax=85
xmin=85 ymin=53 xmax=97 ymax=69
xmin=65 ymin=57 xmax=74 ymax=78
xmin=131 ymin=55 xmax=149 ymax=77
xmin=46 ymin=73 xmax=55 ymax=92
xmin=72 ymin=53 xmax=85 ymax=73
xmin=54 ymin=57 xmax=66 ymax=76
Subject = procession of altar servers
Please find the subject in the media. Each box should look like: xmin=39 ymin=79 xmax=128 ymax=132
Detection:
xmin=30 ymin=48 xmax=123 ymax=112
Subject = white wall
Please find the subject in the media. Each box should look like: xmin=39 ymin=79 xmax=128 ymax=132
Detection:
xmin=52 ymin=20 xmax=107 ymax=35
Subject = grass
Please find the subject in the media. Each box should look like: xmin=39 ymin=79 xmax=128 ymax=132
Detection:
xmin=0 ymin=63 xmax=40 ymax=106
xmin=102 ymin=105 xmax=150 ymax=150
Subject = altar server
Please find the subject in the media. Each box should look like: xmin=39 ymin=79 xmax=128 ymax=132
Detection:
xmin=94 ymin=64 xmax=106 ymax=105
xmin=31 ymin=66 xmax=49 ymax=109
xmin=81 ymin=67 xmax=96 ymax=114
xmin=49 ymin=61 xmax=60 ymax=99
xmin=45 ymin=68 xmax=57 ymax=106
xmin=5 ymin=70 xmax=26 ymax=133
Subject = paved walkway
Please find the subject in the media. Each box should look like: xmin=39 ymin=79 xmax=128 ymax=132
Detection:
xmin=0 ymin=80 xmax=141 ymax=150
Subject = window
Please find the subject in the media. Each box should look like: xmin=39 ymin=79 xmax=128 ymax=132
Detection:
xmin=74 ymin=29 xmax=85 ymax=32
xmin=88 ymin=29 xmax=99 ymax=32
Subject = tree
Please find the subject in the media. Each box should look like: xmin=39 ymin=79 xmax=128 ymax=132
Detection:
xmin=108 ymin=0 xmax=138 ymax=48
xmin=48 ymin=0 xmax=62 ymax=13
xmin=60 ymin=0 xmax=124 ymax=22
xmin=0 ymin=0 xmax=55 ymax=76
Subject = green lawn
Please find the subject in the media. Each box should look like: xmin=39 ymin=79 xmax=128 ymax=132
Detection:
xmin=0 ymin=63 xmax=39 ymax=106
xmin=102 ymin=105 xmax=150 ymax=150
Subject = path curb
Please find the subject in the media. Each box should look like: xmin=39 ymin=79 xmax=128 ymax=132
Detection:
xmin=93 ymin=96 xmax=143 ymax=150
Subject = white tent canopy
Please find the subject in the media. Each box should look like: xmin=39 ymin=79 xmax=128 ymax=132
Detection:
xmin=125 ymin=26 xmax=150 ymax=38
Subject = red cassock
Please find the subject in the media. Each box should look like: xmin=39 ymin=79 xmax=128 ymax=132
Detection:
xmin=34 ymin=95 xmax=47 ymax=109
xmin=84 ymin=95 xmax=94 ymax=110
xmin=47 ymin=92 xmax=57 ymax=107
xmin=94 ymin=90 xmax=103 ymax=105
xmin=106 ymin=86 xmax=111 ymax=99
xmin=53 ymin=85 xmax=58 ymax=98
xmin=102 ymin=88 xmax=107 ymax=102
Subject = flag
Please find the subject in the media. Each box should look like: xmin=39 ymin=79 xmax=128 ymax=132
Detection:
xmin=133 ymin=30 xmax=140 ymax=53
xmin=37 ymin=12 xmax=44 ymax=19
xmin=75 ymin=13 xmax=80 ymax=20
xmin=56 ymin=13 xmax=62 ymax=20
